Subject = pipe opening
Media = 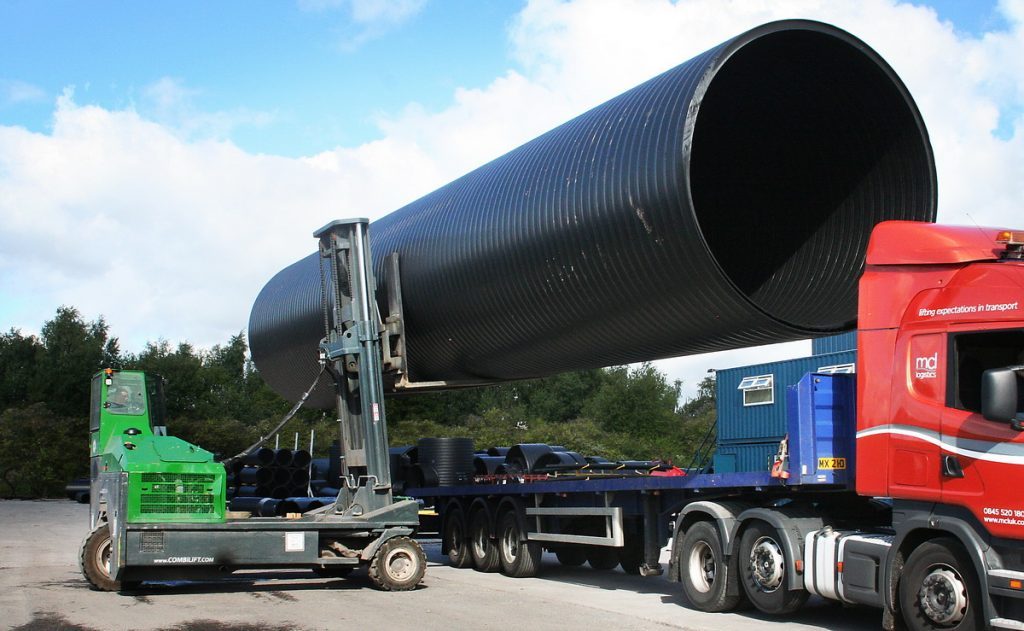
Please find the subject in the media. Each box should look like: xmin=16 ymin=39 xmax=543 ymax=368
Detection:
xmin=691 ymin=29 xmax=934 ymax=331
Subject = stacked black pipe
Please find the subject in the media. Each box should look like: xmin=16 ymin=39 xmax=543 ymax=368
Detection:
xmin=227 ymin=448 xmax=318 ymax=516
xmin=249 ymin=20 xmax=936 ymax=409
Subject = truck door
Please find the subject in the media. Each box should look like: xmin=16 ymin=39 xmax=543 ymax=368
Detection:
xmin=942 ymin=327 xmax=1024 ymax=539
xmin=885 ymin=332 xmax=946 ymax=501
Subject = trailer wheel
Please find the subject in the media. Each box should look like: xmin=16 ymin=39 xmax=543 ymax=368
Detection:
xmin=587 ymin=546 xmax=620 ymax=570
xmin=80 ymin=525 xmax=121 ymax=592
xmin=619 ymin=537 xmax=644 ymax=575
xmin=899 ymin=538 xmax=982 ymax=631
xmin=498 ymin=510 xmax=541 ymax=578
xmin=368 ymin=536 xmax=425 ymax=591
xmin=443 ymin=508 xmax=473 ymax=568
xmin=678 ymin=521 xmax=744 ymax=612
xmin=738 ymin=521 xmax=808 ymax=615
xmin=555 ymin=547 xmax=587 ymax=566
xmin=469 ymin=510 xmax=501 ymax=572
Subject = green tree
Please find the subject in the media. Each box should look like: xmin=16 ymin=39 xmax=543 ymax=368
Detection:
xmin=0 ymin=328 xmax=42 ymax=408
xmin=32 ymin=306 xmax=111 ymax=416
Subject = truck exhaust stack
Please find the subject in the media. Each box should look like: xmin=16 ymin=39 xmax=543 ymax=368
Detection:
xmin=249 ymin=19 xmax=936 ymax=407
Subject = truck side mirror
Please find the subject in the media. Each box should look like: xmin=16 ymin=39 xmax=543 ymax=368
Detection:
xmin=981 ymin=367 xmax=1022 ymax=427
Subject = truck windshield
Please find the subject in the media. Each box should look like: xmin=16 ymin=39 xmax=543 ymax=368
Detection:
xmin=106 ymin=372 xmax=148 ymax=416
xmin=951 ymin=329 xmax=1024 ymax=415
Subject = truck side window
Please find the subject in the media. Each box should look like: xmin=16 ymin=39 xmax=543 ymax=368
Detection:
xmin=950 ymin=329 xmax=1024 ymax=413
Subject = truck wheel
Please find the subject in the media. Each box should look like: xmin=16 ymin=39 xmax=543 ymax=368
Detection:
xmin=498 ymin=510 xmax=541 ymax=578
xmin=587 ymin=546 xmax=620 ymax=570
xmin=469 ymin=510 xmax=501 ymax=572
xmin=899 ymin=538 xmax=982 ymax=631
xmin=443 ymin=508 xmax=473 ymax=568
xmin=679 ymin=521 xmax=743 ymax=612
xmin=555 ymin=547 xmax=587 ymax=566
xmin=368 ymin=536 xmax=425 ymax=591
xmin=738 ymin=521 xmax=808 ymax=615
xmin=80 ymin=525 xmax=120 ymax=591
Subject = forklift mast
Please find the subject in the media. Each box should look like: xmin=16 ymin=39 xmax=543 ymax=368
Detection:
xmin=315 ymin=218 xmax=395 ymax=517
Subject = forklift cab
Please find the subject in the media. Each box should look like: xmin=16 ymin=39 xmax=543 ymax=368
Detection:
xmin=89 ymin=370 xmax=168 ymax=447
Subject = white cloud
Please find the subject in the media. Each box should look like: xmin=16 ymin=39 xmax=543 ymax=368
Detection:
xmin=1 ymin=78 xmax=46 ymax=105
xmin=298 ymin=0 xmax=427 ymax=49
xmin=1 ymin=0 xmax=1022 ymax=401
xmin=138 ymin=77 xmax=273 ymax=141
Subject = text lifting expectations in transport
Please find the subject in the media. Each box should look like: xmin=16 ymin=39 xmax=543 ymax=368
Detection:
xmin=918 ymin=301 xmax=1020 ymax=318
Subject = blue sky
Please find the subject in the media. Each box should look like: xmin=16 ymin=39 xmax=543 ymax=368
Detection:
xmin=1 ymin=1 xmax=1022 ymax=399
xmin=2 ymin=1 xmax=515 ymax=155
xmin=1 ymin=1 xmax=1004 ymax=156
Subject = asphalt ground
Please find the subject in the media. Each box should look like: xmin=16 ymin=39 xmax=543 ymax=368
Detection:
xmin=0 ymin=500 xmax=880 ymax=630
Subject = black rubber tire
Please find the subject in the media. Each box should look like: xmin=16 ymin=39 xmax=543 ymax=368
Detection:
xmin=554 ymin=547 xmax=587 ymax=566
xmin=80 ymin=525 xmax=120 ymax=591
xmin=367 ymin=536 xmax=426 ymax=591
xmin=443 ymin=508 xmax=473 ymax=569
xmin=898 ymin=538 xmax=983 ymax=631
xmin=497 ymin=510 xmax=541 ymax=578
xmin=678 ymin=521 xmax=744 ymax=612
xmin=587 ymin=546 xmax=620 ymax=570
xmin=738 ymin=521 xmax=808 ymax=615
xmin=469 ymin=509 xmax=501 ymax=572
xmin=619 ymin=537 xmax=644 ymax=575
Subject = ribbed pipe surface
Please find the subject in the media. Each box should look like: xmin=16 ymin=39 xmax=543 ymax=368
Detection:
xmin=250 ymin=20 xmax=936 ymax=408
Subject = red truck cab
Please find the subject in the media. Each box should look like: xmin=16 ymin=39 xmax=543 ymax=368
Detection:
xmin=857 ymin=221 xmax=1024 ymax=627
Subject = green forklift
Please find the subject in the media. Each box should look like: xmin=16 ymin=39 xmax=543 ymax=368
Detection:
xmin=79 ymin=218 xmax=426 ymax=592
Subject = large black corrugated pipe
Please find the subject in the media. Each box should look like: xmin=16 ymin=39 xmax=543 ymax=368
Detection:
xmin=417 ymin=437 xmax=475 ymax=486
xmin=249 ymin=20 xmax=936 ymax=408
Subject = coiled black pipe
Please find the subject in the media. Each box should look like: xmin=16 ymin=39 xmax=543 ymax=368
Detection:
xmin=249 ymin=20 xmax=936 ymax=408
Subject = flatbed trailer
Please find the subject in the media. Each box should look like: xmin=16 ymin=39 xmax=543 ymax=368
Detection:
xmin=403 ymin=224 xmax=1024 ymax=631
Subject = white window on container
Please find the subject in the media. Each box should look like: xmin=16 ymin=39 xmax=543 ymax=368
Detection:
xmin=817 ymin=363 xmax=856 ymax=375
xmin=737 ymin=374 xmax=774 ymax=406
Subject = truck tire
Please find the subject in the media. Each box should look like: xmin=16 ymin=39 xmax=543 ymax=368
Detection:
xmin=469 ymin=509 xmax=501 ymax=572
xmin=898 ymin=538 xmax=982 ymax=631
xmin=443 ymin=508 xmax=473 ymax=568
xmin=678 ymin=521 xmax=743 ymax=612
xmin=555 ymin=547 xmax=587 ymax=566
xmin=738 ymin=521 xmax=808 ymax=615
xmin=368 ymin=536 xmax=426 ymax=591
xmin=80 ymin=525 xmax=123 ymax=592
xmin=497 ymin=510 xmax=541 ymax=578
xmin=587 ymin=546 xmax=620 ymax=570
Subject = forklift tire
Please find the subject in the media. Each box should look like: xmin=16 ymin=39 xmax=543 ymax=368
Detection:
xmin=738 ymin=521 xmax=808 ymax=615
xmin=497 ymin=510 xmax=541 ymax=578
xmin=678 ymin=521 xmax=743 ymax=612
xmin=80 ymin=525 xmax=121 ymax=592
xmin=368 ymin=536 xmax=425 ymax=591
xmin=587 ymin=546 xmax=620 ymax=571
xmin=555 ymin=547 xmax=587 ymax=567
xmin=469 ymin=510 xmax=501 ymax=572
xmin=443 ymin=508 xmax=473 ymax=569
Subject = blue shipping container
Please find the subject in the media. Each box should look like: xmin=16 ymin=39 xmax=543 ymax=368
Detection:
xmin=712 ymin=441 xmax=781 ymax=474
xmin=715 ymin=350 xmax=856 ymax=444
xmin=811 ymin=331 xmax=857 ymax=355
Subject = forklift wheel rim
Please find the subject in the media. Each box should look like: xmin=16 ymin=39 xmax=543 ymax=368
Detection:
xmin=384 ymin=546 xmax=416 ymax=582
